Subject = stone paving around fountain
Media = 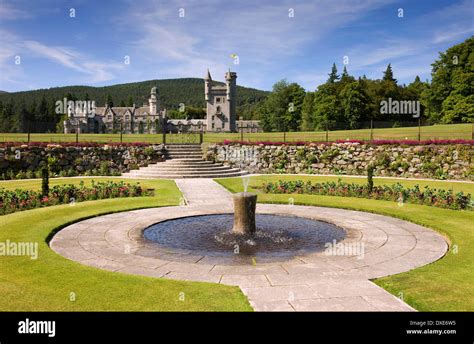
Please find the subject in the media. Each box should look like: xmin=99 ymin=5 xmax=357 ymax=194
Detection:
xmin=50 ymin=178 xmax=448 ymax=312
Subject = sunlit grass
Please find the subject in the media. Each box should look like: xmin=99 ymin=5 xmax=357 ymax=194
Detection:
xmin=217 ymin=176 xmax=474 ymax=311
xmin=0 ymin=179 xmax=252 ymax=311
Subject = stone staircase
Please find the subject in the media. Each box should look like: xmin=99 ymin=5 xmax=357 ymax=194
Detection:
xmin=122 ymin=144 xmax=247 ymax=179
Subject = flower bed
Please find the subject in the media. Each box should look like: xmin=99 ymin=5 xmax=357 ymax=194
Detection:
xmin=260 ymin=179 xmax=472 ymax=210
xmin=0 ymin=142 xmax=154 ymax=148
xmin=0 ymin=180 xmax=149 ymax=215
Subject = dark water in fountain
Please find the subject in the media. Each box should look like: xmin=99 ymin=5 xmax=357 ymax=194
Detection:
xmin=143 ymin=214 xmax=345 ymax=258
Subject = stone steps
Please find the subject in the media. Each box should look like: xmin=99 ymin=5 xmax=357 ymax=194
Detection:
xmin=166 ymin=153 xmax=203 ymax=159
xmin=126 ymin=166 xmax=243 ymax=174
xmin=142 ymin=165 xmax=231 ymax=172
xmin=164 ymin=144 xmax=203 ymax=160
xmin=122 ymin=144 xmax=246 ymax=179
xmin=123 ymin=169 xmax=246 ymax=179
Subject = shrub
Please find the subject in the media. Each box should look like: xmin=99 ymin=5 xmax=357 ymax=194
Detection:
xmin=99 ymin=161 xmax=110 ymax=175
xmin=143 ymin=146 xmax=155 ymax=157
xmin=41 ymin=164 xmax=49 ymax=197
xmin=367 ymin=165 xmax=374 ymax=193
xmin=260 ymin=179 xmax=472 ymax=211
xmin=375 ymin=152 xmax=391 ymax=167
xmin=25 ymin=170 xmax=35 ymax=179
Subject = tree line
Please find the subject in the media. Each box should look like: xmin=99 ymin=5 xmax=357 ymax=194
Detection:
xmin=259 ymin=37 xmax=473 ymax=132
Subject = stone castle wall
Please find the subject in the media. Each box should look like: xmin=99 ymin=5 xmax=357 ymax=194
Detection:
xmin=205 ymin=142 xmax=473 ymax=180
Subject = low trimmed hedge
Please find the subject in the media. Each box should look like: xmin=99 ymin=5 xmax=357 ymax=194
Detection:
xmin=261 ymin=179 xmax=472 ymax=210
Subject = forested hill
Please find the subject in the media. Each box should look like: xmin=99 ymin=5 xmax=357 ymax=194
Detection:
xmin=0 ymin=77 xmax=268 ymax=117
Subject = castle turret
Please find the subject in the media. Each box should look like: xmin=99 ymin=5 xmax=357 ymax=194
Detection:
xmin=225 ymin=69 xmax=237 ymax=101
xmin=204 ymin=69 xmax=212 ymax=101
xmin=149 ymin=86 xmax=158 ymax=116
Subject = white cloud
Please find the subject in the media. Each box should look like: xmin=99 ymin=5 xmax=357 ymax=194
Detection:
xmin=0 ymin=1 xmax=31 ymax=20
xmin=0 ymin=29 xmax=125 ymax=88
xmin=433 ymin=27 xmax=474 ymax=44
xmin=125 ymin=0 xmax=396 ymax=83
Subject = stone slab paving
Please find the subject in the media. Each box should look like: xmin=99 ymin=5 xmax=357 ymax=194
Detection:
xmin=174 ymin=178 xmax=233 ymax=205
xmin=50 ymin=179 xmax=448 ymax=312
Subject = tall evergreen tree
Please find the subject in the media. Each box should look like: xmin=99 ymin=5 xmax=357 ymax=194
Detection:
xmin=383 ymin=64 xmax=397 ymax=83
xmin=342 ymin=66 xmax=349 ymax=78
xmin=327 ymin=63 xmax=340 ymax=83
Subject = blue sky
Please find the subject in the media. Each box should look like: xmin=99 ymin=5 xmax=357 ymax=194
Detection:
xmin=0 ymin=0 xmax=473 ymax=92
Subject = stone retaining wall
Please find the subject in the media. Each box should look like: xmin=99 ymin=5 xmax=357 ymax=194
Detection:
xmin=0 ymin=144 xmax=165 ymax=179
xmin=205 ymin=142 xmax=473 ymax=180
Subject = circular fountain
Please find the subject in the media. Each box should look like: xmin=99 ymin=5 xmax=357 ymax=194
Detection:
xmin=143 ymin=191 xmax=346 ymax=261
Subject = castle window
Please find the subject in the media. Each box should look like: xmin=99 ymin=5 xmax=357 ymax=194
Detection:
xmin=212 ymin=123 xmax=215 ymax=129
xmin=222 ymin=121 xmax=225 ymax=129
xmin=216 ymin=97 xmax=221 ymax=103
xmin=107 ymin=115 xmax=112 ymax=120
xmin=216 ymin=106 xmax=221 ymax=114
xmin=211 ymin=115 xmax=215 ymax=121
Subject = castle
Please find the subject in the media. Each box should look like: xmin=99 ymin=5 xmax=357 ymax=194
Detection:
xmin=63 ymin=70 xmax=255 ymax=134
xmin=205 ymin=69 xmax=237 ymax=132
xmin=64 ymin=87 xmax=164 ymax=134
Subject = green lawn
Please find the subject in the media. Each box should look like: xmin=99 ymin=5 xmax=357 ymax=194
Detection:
xmin=216 ymin=176 xmax=474 ymax=311
xmin=0 ymin=123 xmax=471 ymax=143
xmin=0 ymin=178 xmax=252 ymax=311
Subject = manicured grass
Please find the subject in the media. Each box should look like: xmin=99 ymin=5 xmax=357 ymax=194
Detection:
xmin=0 ymin=178 xmax=252 ymax=311
xmin=0 ymin=123 xmax=471 ymax=143
xmin=216 ymin=176 xmax=474 ymax=311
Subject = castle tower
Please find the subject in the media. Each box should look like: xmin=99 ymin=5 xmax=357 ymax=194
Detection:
xmin=149 ymin=86 xmax=158 ymax=116
xmin=225 ymin=69 xmax=237 ymax=131
xmin=204 ymin=69 xmax=212 ymax=101
xmin=205 ymin=69 xmax=237 ymax=132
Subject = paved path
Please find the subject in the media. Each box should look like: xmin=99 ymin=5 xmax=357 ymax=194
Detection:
xmin=50 ymin=178 xmax=448 ymax=312
xmin=174 ymin=178 xmax=233 ymax=205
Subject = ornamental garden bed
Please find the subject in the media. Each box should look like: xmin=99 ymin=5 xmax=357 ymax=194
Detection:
xmin=260 ymin=179 xmax=472 ymax=211
xmin=0 ymin=180 xmax=150 ymax=215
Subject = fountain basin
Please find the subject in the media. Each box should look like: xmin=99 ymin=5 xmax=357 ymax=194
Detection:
xmin=143 ymin=214 xmax=346 ymax=260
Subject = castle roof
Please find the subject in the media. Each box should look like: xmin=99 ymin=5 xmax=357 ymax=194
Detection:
xmin=168 ymin=119 xmax=205 ymax=125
